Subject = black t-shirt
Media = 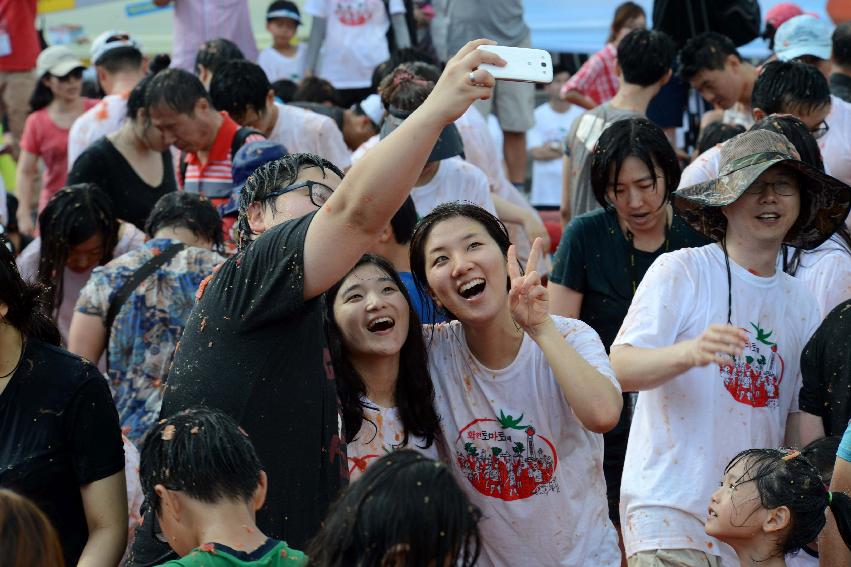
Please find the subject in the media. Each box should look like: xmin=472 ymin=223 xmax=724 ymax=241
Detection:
xmin=163 ymin=211 xmax=346 ymax=546
xmin=799 ymin=299 xmax=851 ymax=436
xmin=550 ymin=208 xmax=712 ymax=351
xmin=67 ymin=137 xmax=177 ymax=230
xmin=0 ymin=338 xmax=124 ymax=566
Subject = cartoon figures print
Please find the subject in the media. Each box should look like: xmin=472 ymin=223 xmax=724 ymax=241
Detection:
xmin=334 ymin=0 xmax=379 ymax=26
xmin=720 ymin=322 xmax=784 ymax=408
xmin=455 ymin=410 xmax=560 ymax=501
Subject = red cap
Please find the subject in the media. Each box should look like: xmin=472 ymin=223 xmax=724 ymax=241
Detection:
xmin=765 ymin=3 xmax=804 ymax=29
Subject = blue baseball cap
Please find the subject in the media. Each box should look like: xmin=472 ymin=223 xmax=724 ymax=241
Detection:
xmin=221 ymin=141 xmax=288 ymax=217
xmin=775 ymin=15 xmax=832 ymax=62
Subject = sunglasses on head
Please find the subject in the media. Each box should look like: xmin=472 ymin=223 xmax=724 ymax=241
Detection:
xmin=55 ymin=68 xmax=84 ymax=82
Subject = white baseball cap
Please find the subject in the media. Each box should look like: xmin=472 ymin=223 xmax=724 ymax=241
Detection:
xmin=90 ymin=30 xmax=142 ymax=65
xmin=36 ymin=46 xmax=85 ymax=78
xmin=775 ymin=14 xmax=832 ymax=61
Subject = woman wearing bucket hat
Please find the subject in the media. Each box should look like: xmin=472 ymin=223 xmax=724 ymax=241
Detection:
xmin=15 ymin=46 xmax=96 ymax=236
xmin=610 ymin=129 xmax=851 ymax=567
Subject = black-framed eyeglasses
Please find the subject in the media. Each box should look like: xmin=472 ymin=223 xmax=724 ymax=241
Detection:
xmin=266 ymin=180 xmax=334 ymax=208
xmin=810 ymin=121 xmax=829 ymax=140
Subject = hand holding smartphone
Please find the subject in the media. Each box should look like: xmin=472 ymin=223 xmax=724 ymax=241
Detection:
xmin=476 ymin=45 xmax=553 ymax=84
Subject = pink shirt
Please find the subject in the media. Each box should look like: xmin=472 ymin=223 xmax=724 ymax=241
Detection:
xmin=170 ymin=0 xmax=258 ymax=71
xmin=20 ymin=98 xmax=98 ymax=211
xmin=561 ymin=43 xmax=619 ymax=107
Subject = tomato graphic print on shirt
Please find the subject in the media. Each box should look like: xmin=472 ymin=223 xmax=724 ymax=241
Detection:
xmin=455 ymin=410 xmax=559 ymax=501
xmin=720 ymin=322 xmax=785 ymax=408
xmin=334 ymin=0 xmax=379 ymax=26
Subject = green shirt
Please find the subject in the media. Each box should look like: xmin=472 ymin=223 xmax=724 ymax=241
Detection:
xmin=158 ymin=539 xmax=306 ymax=567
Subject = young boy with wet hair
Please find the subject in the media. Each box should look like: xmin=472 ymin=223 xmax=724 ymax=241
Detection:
xmin=140 ymin=407 xmax=306 ymax=566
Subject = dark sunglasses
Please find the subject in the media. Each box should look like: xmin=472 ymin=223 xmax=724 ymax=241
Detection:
xmin=56 ymin=68 xmax=84 ymax=82
xmin=265 ymin=180 xmax=335 ymax=208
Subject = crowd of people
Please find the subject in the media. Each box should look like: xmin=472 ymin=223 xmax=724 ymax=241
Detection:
xmin=3 ymin=1 xmax=851 ymax=566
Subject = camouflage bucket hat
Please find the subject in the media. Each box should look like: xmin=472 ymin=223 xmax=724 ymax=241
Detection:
xmin=673 ymin=130 xmax=851 ymax=250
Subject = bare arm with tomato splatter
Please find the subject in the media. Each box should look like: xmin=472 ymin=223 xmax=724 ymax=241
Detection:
xmin=610 ymin=324 xmax=749 ymax=392
xmin=508 ymin=239 xmax=622 ymax=433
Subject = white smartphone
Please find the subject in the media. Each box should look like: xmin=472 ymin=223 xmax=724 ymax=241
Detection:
xmin=476 ymin=45 xmax=553 ymax=84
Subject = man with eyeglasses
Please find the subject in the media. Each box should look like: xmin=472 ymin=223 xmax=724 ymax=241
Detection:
xmin=680 ymin=60 xmax=850 ymax=192
xmin=126 ymin=40 xmax=505 ymax=567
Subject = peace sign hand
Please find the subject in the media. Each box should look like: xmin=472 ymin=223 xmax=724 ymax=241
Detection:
xmin=507 ymin=238 xmax=551 ymax=336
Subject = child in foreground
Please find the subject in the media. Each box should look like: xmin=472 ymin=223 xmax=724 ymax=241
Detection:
xmin=706 ymin=448 xmax=851 ymax=566
xmin=140 ymin=407 xmax=306 ymax=566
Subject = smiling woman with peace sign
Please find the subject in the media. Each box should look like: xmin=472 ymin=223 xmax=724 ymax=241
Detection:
xmin=409 ymin=202 xmax=623 ymax=566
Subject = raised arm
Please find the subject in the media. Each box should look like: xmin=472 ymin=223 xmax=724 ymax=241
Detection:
xmin=508 ymin=239 xmax=622 ymax=433
xmin=302 ymin=40 xmax=503 ymax=299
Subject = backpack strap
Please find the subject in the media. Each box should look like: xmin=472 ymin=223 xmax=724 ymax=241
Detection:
xmin=105 ymin=243 xmax=186 ymax=334
xmin=231 ymin=126 xmax=263 ymax=156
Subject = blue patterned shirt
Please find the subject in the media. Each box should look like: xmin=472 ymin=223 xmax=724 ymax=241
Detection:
xmin=75 ymin=238 xmax=224 ymax=444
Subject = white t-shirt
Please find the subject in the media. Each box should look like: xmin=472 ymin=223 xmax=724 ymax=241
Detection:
xmin=614 ymin=244 xmax=821 ymax=565
xmin=346 ymin=397 xmax=439 ymax=481
xmin=16 ymin=221 xmax=146 ymax=346
xmin=67 ymin=94 xmax=129 ymax=169
xmin=821 ymin=96 xmax=851 ymax=191
xmin=426 ymin=316 xmax=621 ymax=567
xmin=792 ymin=235 xmax=851 ymax=320
xmin=411 ymin=157 xmax=496 ymax=217
xmin=785 ymin=550 xmax=819 ymax=567
xmin=305 ymin=0 xmax=405 ymax=89
xmin=258 ymin=44 xmax=307 ymax=83
xmin=527 ymin=102 xmax=583 ymax=207
xmin=268 ymin=102 xmax=352 ymax=170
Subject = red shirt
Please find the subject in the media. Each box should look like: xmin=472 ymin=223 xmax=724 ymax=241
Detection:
xmin=20 ymin=98 xmax=98 ymax=211
xmin=561 ymin=43 xmax=620 ymax=107
xmin=0 ymin=0 xmax=39 ymax=72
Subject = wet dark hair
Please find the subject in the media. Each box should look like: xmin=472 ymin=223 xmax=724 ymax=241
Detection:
xmin=96 ymin=45 xmax=143 ymax=75
xmin=801 ymin=436 xmax=842 ymax=487
xmin=324 ymin=254 xmax=439 ymax=448
xmin=390 ymin=197 xmax=417 ymax=245
xmin=194 ymin=38 xmax=245 ymax=76
xmin=140 ymin=407 xmax=264 ymax=515
xmin=125 ymin=73 xmax=156 ymax=123
xmin=751 ymin=60 xmax=831 ymax=116
xmin=147 ymin=53 xmax=172 ymax=76
xmin=678 ymin=32 xmax=742 ymax=82
xmin=409 ymin=203 xmax=512 ymax=322
xmin=617 ymin=29 xmax=676 ymax=87
xmin=834 ymin=22 xmax=851 ymax=69
xmin=379 ymin=63 xmax=435 ymax=112
xmin=0 ymin=489 xmax=65 ymax=567
xmin=144 ymin=192 xmax=224 ymax=250
xmin=210 ymin=60 xmax=270 ymax=123
xmin=371 ymin=47 xmax=439 ymax=92
xmin=696 ymin=122 xmax=746 ymax=155
xmin=0 ymin=235 xmax=60 ymax=345
xmin=590 ymin=117 xmax=680 ymax=210
xmin=607 ymin=1 xmax=646 ymax=44
xmin=723 ymin=448 xmax=851 ymax=556
xmin=37 ymin=184 xmax=118 ymax=319
xmin=271 ymin=79 xmax=298 ymax=103
xmin=145 ymin=68 xmax=211 ymax=116
xmin=292 ymin=77 xmax=341 ymax=107
xmin=306 ymin=450 xmax=481 ymax=567
xmin=236 ymin=153 xmax=344 ymax=250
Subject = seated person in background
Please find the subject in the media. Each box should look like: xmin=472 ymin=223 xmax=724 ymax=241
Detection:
xmin=292 ymin=76 xmax=341 ymax=107
xmin=679 ymin=32 xmax=759 ymax=128
xmin=68 ymin=192 xmax=225 ymax=446
xmin=141 ymin=407 xmax=307 ymax=567
xmin=210 ymin=60 xmax=352 ymax=170
xmin=306 ymin=450 xmax=481 ymax=567
xmin=68 ymin=73 xmax=178 ymax=231
xmin=194 ymin=38 xmax=245 ymax=90
xmin=258 ymin=1 xmax=307 ymax=84
xmin=16 ymin=184 xmax=146 ymax=346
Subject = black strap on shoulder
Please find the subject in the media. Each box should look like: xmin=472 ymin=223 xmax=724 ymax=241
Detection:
xmin=105 ymin=243 xmax=186 ymax=333
xmin=231 ymin=126 xmax=263 ymax=156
